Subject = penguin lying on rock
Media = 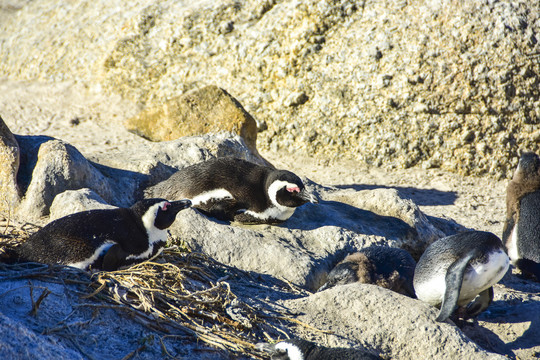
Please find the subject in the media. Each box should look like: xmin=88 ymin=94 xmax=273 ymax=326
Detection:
xmin=503 ymin=151 xmax=540 ymax=280
xmin=6 ymin=198 xmax=191 ymax=271
xmin=318 ymin=246 xmax=416 ymax=297
xmin=144 ymin=157 xmax=317 ymax=224
xmin=413 ymin=231 xmax=509 ymax=322
xmin=257 ymin=338 xmax=382 ymax=360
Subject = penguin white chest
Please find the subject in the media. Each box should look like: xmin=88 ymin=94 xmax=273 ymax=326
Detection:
xmin=190 ymin=189 xmax=234 ymax=206
xmin=459 ymin=249 xmax=509 ymax=303
xmin=414 ymin=269 xmax=447 ymax=306
xmin=507 ymin=225 xmax=520 ymax=264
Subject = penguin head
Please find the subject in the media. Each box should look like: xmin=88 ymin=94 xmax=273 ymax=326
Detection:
xmin=318 ymin=260 xmax=360 ymax=292
xmin=267 ymin=170 xmax=318 ymax=208
xmin=132 ymin=198 xmax=192 ymax=230
xmin=257 ymin=339 xmax=312 ymax=360
xmin=514 ymin=152 xmax=540 ymax=181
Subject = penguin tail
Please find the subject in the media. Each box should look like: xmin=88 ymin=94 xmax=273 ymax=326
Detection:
xmin=515 ymin=258 xmax=540 ymax=281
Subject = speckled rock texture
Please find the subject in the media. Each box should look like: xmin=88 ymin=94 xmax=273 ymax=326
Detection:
xmin=125 ymin=85 xmax=261 ymax=156
xmin=1 ymin=0 xmax=539 ymax=179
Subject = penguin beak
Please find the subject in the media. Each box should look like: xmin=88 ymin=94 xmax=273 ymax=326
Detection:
xmin=298 ymin=188 xmax=318 ymax=204
xmin=168 ymin=199 xmax=192 ymax=214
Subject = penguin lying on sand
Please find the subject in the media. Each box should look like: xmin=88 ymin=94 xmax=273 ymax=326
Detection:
xmin=8 ymin=198 xmax=191 ymax=271
xmin=413 ymin=231 xmax=509 ymax=322
xmin=318 ymin=246 xmax=416 ymax=297
xmin=503 ymin=151 xmax=540 ymax=280
xmin=144 ymin=157 xmax=317 ymax=224
xmin=257 ymin=338 xmax=382 ymax=360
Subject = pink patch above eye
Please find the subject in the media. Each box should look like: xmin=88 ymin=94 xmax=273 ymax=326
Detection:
xmin=286 ymin=187 xmax=301 ymax=193
xmin=162 ymin=202 xmax=171 ymax=210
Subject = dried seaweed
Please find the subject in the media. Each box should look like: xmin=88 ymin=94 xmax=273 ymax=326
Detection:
xmin=0 ymin=220 xmax=318 ymax=359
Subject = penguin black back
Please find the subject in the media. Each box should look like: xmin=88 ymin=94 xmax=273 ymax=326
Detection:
xmin=258 ymin=338 xmax=382 ymax=360
xmin=13 ymin=198 xmax=191 ymax=271
xmin=318 ymin=246 xmax=416 ymax=297
xmin=413 ymin=231 xmax=509 ymax=322
xmin=145 ymin=157 xmax=316 ymax=224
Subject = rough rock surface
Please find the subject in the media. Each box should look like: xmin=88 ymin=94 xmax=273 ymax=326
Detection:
xmin=282 ymin=284 xmax=506 ymax=360
xmin=0 ymin=116 xmax=20 ymax=215
xmin=125 ymin=85 xmax=261 ymax=157
xmin=1 ymin=0 xmax=539 ymax=178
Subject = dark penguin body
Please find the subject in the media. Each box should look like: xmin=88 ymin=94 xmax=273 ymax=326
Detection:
xmin=144 ymin=157 xmax=317 ymax=224
xmin=503 ymin=152 xmax=540 ymax=280
xmin=258 ymin=338 xmax=382 ymax=360
xmin=13 ymin=198 xmax=191 ymax=271
xmin=318 ymin=246 xmax=416 ymax=297
xmin=413 ymin=231 xmax=509 ymax=322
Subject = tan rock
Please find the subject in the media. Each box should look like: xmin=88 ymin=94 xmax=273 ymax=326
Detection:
xmin=0 ymin=116 xmax=20 ymax=216
xmin=125 ymin=85 xmax=259 ymax=155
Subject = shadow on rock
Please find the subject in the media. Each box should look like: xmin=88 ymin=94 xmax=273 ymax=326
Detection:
xmin=335 ymin=184 xmax=458 ymax=207
xmin=283 ymin=200 xmax=417 ymax=241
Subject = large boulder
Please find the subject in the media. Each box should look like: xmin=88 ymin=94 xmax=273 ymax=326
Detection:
xmin=1 ymin=0 xmax=539 ymax=178
xmin=125 ymin=85 xmax=261 ymax=158
xmin=282 ymin=284 xmax=506 ymax=360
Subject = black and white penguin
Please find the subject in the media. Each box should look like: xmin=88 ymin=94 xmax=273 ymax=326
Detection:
xmin=11 ymin=198 xmax=191 ymax=271
xmin=502 ymin=152 xmax=540 ymax=280
xmin=257 ymin=338 xmax=382 ymax=360
xmin=413 ymin=231 xmax=509 ymax=322
xmin=144 ymin=157 xmax=317 ymax=224
xmin=318 ymin=246 xmax=416 ymax=297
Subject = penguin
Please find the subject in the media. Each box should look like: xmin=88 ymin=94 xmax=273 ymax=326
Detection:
xmin=144 ymin=157 xmax=317 ymax=224
xmin=413 ymin=231 xmax=509 ymax=322
xmin=10 ymin=198 xmax=191 ymax=271
xmin=257 ymin=338 xmax=382 ymax=360
xmin=502 ymin=151 xmax=540 ymax=280
xmin=318 ymin=246 xmax=416 ymax=298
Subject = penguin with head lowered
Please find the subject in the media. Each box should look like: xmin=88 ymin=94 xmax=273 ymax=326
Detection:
xmin=9 ymin=198 xmax=191 ymax=271
xmin=257 ymin=338 xmax=382 ymax=360
xmin=413 ymin=231 xmax=509 ymax=322
xmin=503 ymin=151 xmax=540 ymax=280
xmin=144 ymin=157 xmax=317 ymax=224
xmin=318 ymin=246 xmax=416 ymax=298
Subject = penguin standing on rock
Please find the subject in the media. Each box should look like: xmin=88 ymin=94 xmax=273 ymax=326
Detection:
xmin=503 ymin=151 xmax=540 ymax=280
xmin=257 ymin=338 xmax=382 ymax=360
xmin=413 ymin=231 xmax=509 ymax=322
xmin=9 ymin=198 xmax=191 ymax=271
xmin=144 ymin=157 xmax=318 ymax=224
xmin=318 ymin=246 xmax=416 ymax=297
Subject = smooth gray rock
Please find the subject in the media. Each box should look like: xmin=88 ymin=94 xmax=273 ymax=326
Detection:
xmin=15 ymin=137 xmax=116 ymax=220
xmin=49 ymin=188 xmax=116 ymax=221
xmin=281 ymin=284 xmax=506 ymax=360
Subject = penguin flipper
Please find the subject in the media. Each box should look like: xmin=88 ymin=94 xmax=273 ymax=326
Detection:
xmin=465 ymin=287 xmax=493 ymax=318
xmin=195 ymin=198 xmax=238 ymax=221
xmin=436 ymin=249 xmax=480 ymax=322
xmin=102 ymin=244 xmax=129 ymax=271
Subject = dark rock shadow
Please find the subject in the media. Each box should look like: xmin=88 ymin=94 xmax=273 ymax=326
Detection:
xmin=335 ymin=184 xmax=458 ymax=207
xmin=282 ymin=200 xmax=418 ymax=241
xmin=15 ymin=135 xmax=56 ymax=194
xmin=460 ymin=300 xmax=540 ymax=359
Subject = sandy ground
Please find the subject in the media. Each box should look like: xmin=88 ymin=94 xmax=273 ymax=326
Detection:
xmin=1 ymin=79 xmax=539 ymax=359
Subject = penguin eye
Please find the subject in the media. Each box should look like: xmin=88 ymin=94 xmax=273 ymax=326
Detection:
xmin=286 ymin=186 xmax=300 ymax=193
xmin=161 ymin=202 xmax=171 ymax=211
